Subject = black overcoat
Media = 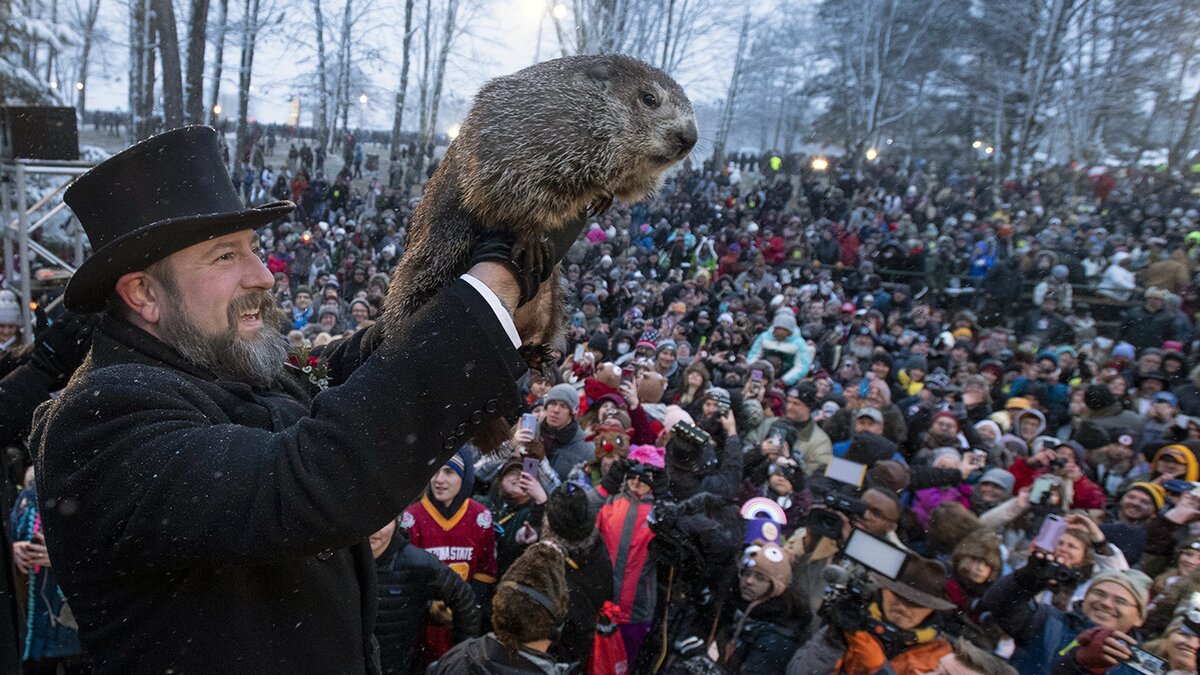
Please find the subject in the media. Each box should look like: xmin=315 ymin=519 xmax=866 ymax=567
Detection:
xmin=30 ymin=280 xmax=525 ymax=674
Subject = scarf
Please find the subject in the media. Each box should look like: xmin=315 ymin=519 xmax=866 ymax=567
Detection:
xmin=867 ymin=601 xmax=939 ymax=658
xmin=542 ymin=421 xmax=579 ymax=460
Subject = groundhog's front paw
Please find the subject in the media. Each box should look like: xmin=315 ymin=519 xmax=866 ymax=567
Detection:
xmin=511 ymin=235 xmax=551 ymax=289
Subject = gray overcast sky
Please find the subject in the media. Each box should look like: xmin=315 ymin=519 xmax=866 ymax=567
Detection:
xmin=84 ymin=0 xmax=740 ymax=130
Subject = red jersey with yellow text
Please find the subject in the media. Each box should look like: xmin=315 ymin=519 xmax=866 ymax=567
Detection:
xmin=401 ymin=495 xmax=498 ymax=584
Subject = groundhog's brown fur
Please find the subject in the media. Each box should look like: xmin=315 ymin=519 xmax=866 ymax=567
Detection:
xmin=381 ymin=54 xmax=696 ymax=451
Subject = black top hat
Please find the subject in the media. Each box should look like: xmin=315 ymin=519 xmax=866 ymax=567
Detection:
xmin=62 ymin=126 xmax=293 ymax=312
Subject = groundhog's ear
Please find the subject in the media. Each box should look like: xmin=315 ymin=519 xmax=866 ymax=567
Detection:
xmin=586 ymin=60 xmax=612 ymax=86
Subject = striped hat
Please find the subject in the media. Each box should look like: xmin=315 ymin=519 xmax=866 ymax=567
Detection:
xmin=636 ymin=329 xmax=660 ymax=350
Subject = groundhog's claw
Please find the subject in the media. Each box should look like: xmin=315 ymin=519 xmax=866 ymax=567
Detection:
xmin=511 ymin=236 xmax=549 ymax=282
xmin=589 ymin=194 xmax=613 ymax=216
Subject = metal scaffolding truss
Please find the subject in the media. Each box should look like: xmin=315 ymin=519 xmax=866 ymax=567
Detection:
xmin=0 ymin=159 xmax=94 ymax=343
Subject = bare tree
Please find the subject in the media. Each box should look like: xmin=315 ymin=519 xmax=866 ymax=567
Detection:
xmin=72 ymin=0 xmax=101 ymax=115
xmin=184 ymin=0 xmax=211 ymax=124
xmin=408 ymin=0 xmax=459 ymax=186
xmin=388 ymin=0 xmax=415 ymax=184
xmin=233 ymin=0 xmax=263 ymax=167
xmin=207 ymin=0 xmax=229 ymax=125
xmin=710 ymin=6 xmax=749 ymax=167
xmin=129 ymin=0 xmax=158 ymax=140
xmin=311 ymin=0 xmax=330 ymax=150
xmin=154 ymin=0 xmax=185 ymax=128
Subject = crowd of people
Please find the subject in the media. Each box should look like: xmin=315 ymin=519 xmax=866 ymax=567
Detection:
xmin=6 ymin=141 xmax=1200 ymax=675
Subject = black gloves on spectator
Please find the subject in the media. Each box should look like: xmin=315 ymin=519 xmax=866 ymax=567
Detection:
xmin=600 ymin=458 xmax=629 ymax=496
xmin=469 ymin=210 xmax=589 ymax=307
xmin=30 ymin=312 xmax=97 ymax=387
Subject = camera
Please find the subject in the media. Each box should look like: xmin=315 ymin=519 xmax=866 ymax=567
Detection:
xmin=806 ymin=475 xmax=869 ymax=541
xmin=673 ymin=421 xmax=712 ymax=449
xmin=820 ymin=531 xmax=912 ymax=639
xmin=1119 ymin=641 xmax=1167 ymax=675
xmin=1049 ymin=457 xmax=1067 ymax=470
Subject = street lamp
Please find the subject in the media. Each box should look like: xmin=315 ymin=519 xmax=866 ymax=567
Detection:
xmin=811 ymin=157 xmax=829 ymax=171
xmin=985 ymin=146 xmax=995 ymax=155
xmin=972 ymin=140 xmax=983 ymax=149
xmin=212 ymin=104 xmax=223 ymax=115
xmin=75 ymin=82 xmax=84 ymax=90
xmin=359 ymin=93 xmax=368 ymax=105
xmin=447 ymin=124 xmax=461 ymax=140
xmin=49 ymin=80 xmax=57 ymax=90
xmin=865 ymin=147 xmax=878 ymax=161
xmin=552 ymin=3 xmax=568 ymax=18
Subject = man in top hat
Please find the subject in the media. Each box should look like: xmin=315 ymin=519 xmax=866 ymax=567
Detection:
xmin=30 ymin=127 xmax=585 ymax=673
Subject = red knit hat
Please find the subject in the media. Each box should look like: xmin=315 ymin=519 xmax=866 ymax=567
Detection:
xmin=931 ymin=410 xmax=961 ymax=433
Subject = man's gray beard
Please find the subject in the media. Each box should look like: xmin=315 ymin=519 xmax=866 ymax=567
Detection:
xmin=157 ymin=290 xmax=287 ymax=389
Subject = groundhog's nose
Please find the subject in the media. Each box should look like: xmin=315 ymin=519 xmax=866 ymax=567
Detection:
xmin=674 ymin=120 xmax=698 ymax=156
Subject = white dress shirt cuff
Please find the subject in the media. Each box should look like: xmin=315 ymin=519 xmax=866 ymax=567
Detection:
xmin=460 ymin=274 xmax=521 ymax=349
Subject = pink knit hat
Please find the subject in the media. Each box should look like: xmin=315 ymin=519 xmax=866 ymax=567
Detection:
xmin=628 ymin=444 xmax=665 ymax=468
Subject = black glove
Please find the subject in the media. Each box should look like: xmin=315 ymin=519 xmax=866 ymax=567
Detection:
xmin=599 ymin=458 xmax=629 ymax=496
xmin=469 ymin=210 xmax=589 ymax=307
xmin=30 ymin=312 xmax=97 ymax=385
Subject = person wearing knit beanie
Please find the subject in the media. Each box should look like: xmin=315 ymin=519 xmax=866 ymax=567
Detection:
xmin=545 ymin=383 xmax=580 ymax=417
xmin=1153 ymin=444 xmax=1200 ymax=482
xmin=0 ymin=290 xmax=20 ymax=331
xmin=545 ymin=484 xmax=593 ymax=544
xmin=739 ymin=541 xmax=793 ymax=601
xmin=1124 ymin=482 xmax=1166 ymax=513
xmin=1084 ymin=383 xmax=1117 ymax=411
xmin=1086 ymin=569 xmax=1153 ymax=621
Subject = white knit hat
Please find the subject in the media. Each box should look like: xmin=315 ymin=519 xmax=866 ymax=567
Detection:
xmin=0 ymin=291 xmax=20 ymax=326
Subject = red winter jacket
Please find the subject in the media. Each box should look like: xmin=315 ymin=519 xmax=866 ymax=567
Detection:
xmin=597 ymin=489 xmax=656 ymax=624
xmin=1008 ymin=459 xmax=1107 ymax=510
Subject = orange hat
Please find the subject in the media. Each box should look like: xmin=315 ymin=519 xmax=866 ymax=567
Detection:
xmin=1005 ymin=397 xmax=1032 ymax=410
xmin=1154 ymin=445 xmax=1200 ymax=482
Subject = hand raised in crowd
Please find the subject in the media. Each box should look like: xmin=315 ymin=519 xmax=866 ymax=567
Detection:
xmin=962 ymin=389 xmax=984 ymax=408
xmin=512 ymin=426 xmax=535 ymax=448
xmin=721 ymin=408 xmax=737 ymax=437
xmin=517 ymin=472 xmax=547 ymax=505
xmin=1165 ymin=492 xmax=1200 ymax=525
xmin=1030 ymin=449 xmax=1058 ymax=468
xmin=1016 ymin=486 xmax=1032 ymax=511
xmin=599 ymin=458 xmax=629 ymax=496
xmin=1073 ymin=627 xmax=1136 ymax=671
xmin=1064 ymin=513 xmax=1105 ymax=547
xmin=619 ymin=379 xmax=639 ymax=410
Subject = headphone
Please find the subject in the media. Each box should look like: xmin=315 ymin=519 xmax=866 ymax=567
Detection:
xmin=501 ymin=580 xmax=565 ymax=643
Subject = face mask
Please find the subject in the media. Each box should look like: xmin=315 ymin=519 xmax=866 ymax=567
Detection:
xmin=616 ymin=343 xmax=631 ymax=355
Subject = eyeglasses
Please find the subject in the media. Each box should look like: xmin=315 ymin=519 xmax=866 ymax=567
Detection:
xmin=1087 ymin=587 xmax=1137 ymax=611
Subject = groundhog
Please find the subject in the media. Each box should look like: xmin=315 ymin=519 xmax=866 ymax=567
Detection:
xmin=381 ymin=54 xmax=697 ymax=451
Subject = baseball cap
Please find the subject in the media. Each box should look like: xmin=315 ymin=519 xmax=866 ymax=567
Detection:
xmin=1154 ymin=391 xmax=1180 ymax=407
xmin=855 ymin=407 xmax=884 ymax=424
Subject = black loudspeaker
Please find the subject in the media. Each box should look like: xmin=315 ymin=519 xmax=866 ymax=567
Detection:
xmin=0 ymin=106 xmax=79 ymax=161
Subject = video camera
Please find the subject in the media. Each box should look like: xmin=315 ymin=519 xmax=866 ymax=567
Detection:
xmin=806 ymin=458 xmax=870 ymax=541
xmin=820 ymin=530 xmax=912 ymax=639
